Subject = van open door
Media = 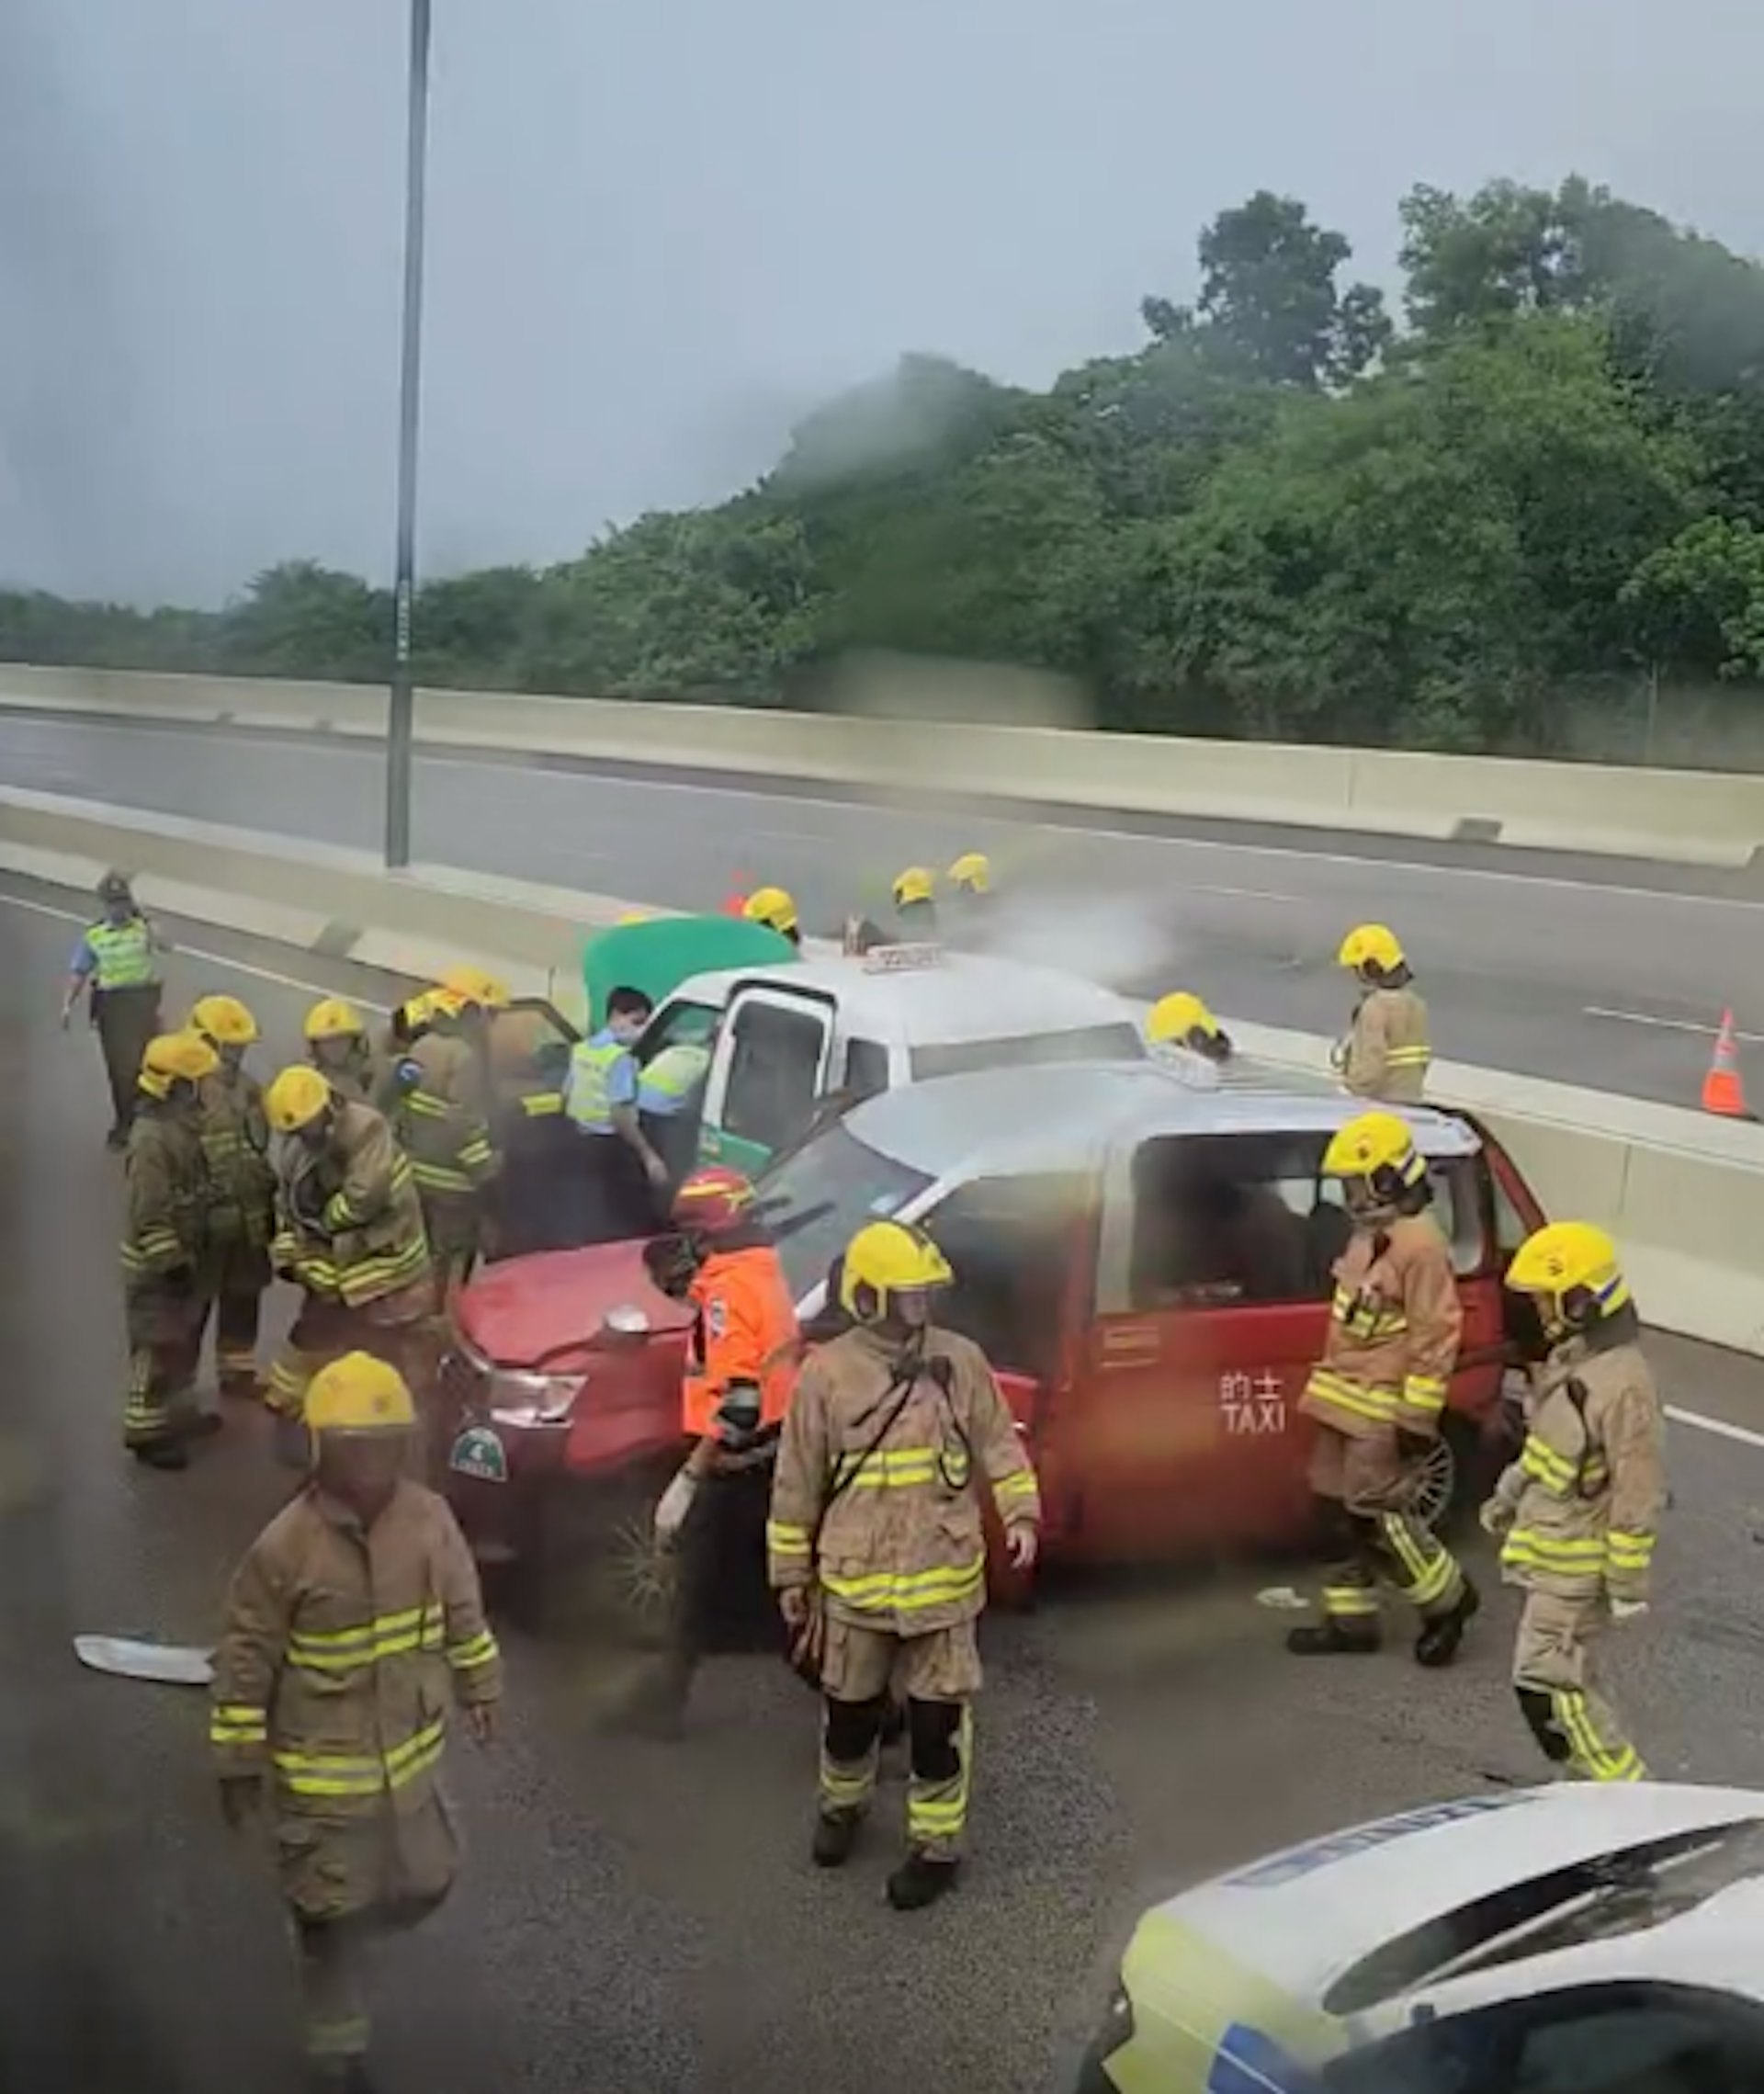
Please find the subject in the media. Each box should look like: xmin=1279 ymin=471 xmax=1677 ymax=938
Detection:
xmin=700 ymin=981 xmax=838 ymax=1175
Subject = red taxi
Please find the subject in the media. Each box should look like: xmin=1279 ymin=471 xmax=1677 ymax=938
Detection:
xmin=441 ymin=1060 xmax=1544 ymax=1612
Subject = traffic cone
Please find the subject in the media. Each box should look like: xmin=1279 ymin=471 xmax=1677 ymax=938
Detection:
xmin=1702 ymin=1009 xmax=1749 ymax=1117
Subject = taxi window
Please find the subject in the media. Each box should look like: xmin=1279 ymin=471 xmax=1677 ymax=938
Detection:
xmin=1128 ymin=1134 xmax=1485 ymax=1309
xmin=918 ymin=1173 xmax=1086 ymax=1379
xmin=723 ymin=1001 xmax=829 ymax=1155
xmin=761 ymin=1124 xmax=933 ymax=1301
xmin=637 ymin=999 xmax=720 ymax=1066
xmin=910 ymin=1021 xmax=1143 ymax=1082
xmin=843 ymin=1037 xmax=890 ymax=1104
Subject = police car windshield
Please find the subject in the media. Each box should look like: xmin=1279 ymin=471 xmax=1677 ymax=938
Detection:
xmin=759 ymin=1124 xmax=933 ymax=1301
xmin=910 ymin=1020 xmax=1144 ymax=1081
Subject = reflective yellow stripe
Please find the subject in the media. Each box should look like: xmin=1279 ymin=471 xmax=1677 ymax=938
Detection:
xmin=1385 ymin=1046 xmax=1431 ymax=1066
xmin=446 ymin=1630 xmax=499 ymax=1672
xmin=209 ymin=1703 xmax=268 ymax=1746
xmin=519 ymin=1092 xmax=564 ymax=1117
xmin=833 ymin=1445 xmax=944 ymax=1488
xmin=411 ymin=1161 xmax=476 ymax=1194
xmin=1501 ymin=1529 xmax=1608 ymax=1578
xmin=993 ymin=1469 xmax=1038 ymax=1503
xmin=1305 ymin=1369 xmax=1399 ymax=1422
xmin=404 ymin=1092 xmax=450 ymax=1118
xmin=1322 ymin=1583 xmax=1379 ymax=1616
xmin=1330 ymin=1288 xmax=1408 ymax=1341
xmin=820 ymin=1556 xmax=986 ymax=1612
xmin=1606 ymin=1531 xmax=1655 ymax=1568
xmin=288 ymin=1605 xmax=444 ymax=1672
xmin=766 ymin=1521 xmax=811 ymax=1556
xmin=1401 ymin=1375 xmax=1446 ymax=1414
xmin=273 ymin=1715 xmax=447 ymax=1797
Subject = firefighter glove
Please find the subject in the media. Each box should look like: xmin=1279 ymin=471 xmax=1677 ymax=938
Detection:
xmin=1478 ymin=1495 xmax=1516 ymax=1538
xmin=653 ymin=1467 xmax=698 ymax=1545
xmin=1609 ymin=1595 xmax=1649 ymax=1624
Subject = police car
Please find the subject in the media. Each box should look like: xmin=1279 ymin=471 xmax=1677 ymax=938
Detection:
xmin=1077 ymin=1783 xmax=1764 ymax=2091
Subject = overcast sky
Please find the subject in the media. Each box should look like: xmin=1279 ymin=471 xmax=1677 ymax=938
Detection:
xmin=2 ymin=0 xmax=1758 ymax=606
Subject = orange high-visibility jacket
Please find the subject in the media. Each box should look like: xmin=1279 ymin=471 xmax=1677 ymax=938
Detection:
xmin=682 ymin=1243 xmax=800 ymax=1438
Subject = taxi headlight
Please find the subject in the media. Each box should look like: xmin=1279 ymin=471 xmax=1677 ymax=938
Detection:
xmin=488 ymin=1369 xmax=581 ymax=1428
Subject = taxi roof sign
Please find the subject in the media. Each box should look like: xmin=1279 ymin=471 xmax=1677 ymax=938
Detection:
xmin=859 ymin=942 xmax=946 ymax=975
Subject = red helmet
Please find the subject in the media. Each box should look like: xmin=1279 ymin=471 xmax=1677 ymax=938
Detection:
xmin=670 ymin=1166 xmax=758 ymax=1242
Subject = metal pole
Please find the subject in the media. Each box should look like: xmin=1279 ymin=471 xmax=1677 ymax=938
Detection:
xmin=385 ymin=0 xmax=432 ymax=868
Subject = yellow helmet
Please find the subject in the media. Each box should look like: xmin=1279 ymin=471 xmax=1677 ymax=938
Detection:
xmin=304 ymin=1352 xmax=417 ymax=1435
xmin=1321 ymin=1109 xmax=1426 ymax=1193
xmin=1147 ymin=991 xmax=1221 ymax=1047
xmin=947 ymin=852 xmax=991 ymax=896
xmin=743 ymin=886 xmax=800 ymax=936
xmin=137 ymin=1031 xmax=220 ymax=1101
xmin=436 ymin=965 xmax=510 ymax=1011
xmin=892 ymin=866 xmax=937 ymax=909
xmin=187 ymin=993 xmax=258 ymax=1047
xmin=1338 ymin=922 xmax=1406 ymax=975
xmin=839 ymin=1218 xmax=953 ymax=1323
xmin=264 ymin=1064 xmax=334 ymax=1134
xmin=400 ymin=989 xmax=444 ymax=1030
xmin=1507 ymin=1222 xmax=1630 ymax=1326
xmin=303 ymin=997 xmax=366 ymax=1044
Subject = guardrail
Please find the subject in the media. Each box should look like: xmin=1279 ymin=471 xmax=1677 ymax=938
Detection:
xmin=5 ymin=780 xmax=1763 ymax=1357
xmin=6 ymin=662 xmax=1764 ymax=870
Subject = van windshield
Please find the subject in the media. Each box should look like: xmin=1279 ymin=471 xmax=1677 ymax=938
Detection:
xmin=758 ymin=1124 xmax=933 ymax=1301
xmin=910 ymin=1021 xmax=1144 ymax=1081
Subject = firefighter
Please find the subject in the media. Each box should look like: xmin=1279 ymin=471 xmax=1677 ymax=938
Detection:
xmin=1480 ymin=1223 xmax=1665 ymax=1783
xmin=262 ymin=1068 xmax=433 ymax=1467
xmin=621 ymin=1168 xmax=799 ymax=1734
xmin=1146 ymin=990 xmax=1235 ymax=1070
xmin=891 ymin=866 xmax=939 ymax=936
xmin=188 ymin=995 xmax=277 ymax=1402
xmin=303 ymin=999 xmax=381 ymax=1105
xmin=947 ymin=852 xmax=990 ymax=900
xmin=62 ymin=869 xmax=166 ymax=1148
xmin=482 ymin=998 xmax=577 ymax=1260
xmin=1286 ymin=1111 xmax=1478 ymax=1667
xmin=768 ymin=1219 xmax=1041 ymax=1910
xmin=210 ymin=1352 xmax=500 ymax=2090
xmin=387 ymin=976 xmax=498 ymax=1298
xmin=1334 ymin=923 xmax=1430 ymax=1103
xmin=121 ymin=1031 xmax=220 ymax=1469
xmin=742 ymin=886 xmax=802 ymax=948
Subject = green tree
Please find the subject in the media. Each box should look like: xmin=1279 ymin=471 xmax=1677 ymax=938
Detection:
xmin=219 ymin=561 xmax=390 ymax=683
xmin=1621 ymin=516 xmax=1764 ymax=680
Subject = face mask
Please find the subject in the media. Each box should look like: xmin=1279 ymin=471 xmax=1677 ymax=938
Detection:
xmin=609 ymin=1018 xmax=643 ymax=1047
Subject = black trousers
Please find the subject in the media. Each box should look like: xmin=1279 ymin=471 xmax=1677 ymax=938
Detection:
xmin=94 ymin=985 xmax=163 ymax=1132
xmin=669 ymin=1463 xmax=779 ymax=1673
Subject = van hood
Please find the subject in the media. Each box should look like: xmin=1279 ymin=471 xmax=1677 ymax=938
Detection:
xmin=454 ymin=1241 xmax=694 ymax=1372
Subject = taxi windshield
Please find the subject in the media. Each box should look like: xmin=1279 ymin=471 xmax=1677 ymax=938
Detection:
xmin=758 ymin=1122 xmax=933 ymax=1300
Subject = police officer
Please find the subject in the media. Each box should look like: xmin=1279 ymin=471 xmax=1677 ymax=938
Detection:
xmin=1482 ymin=1223 xmax=1665 ymax=1783
xmin=562 ymin=985 xmax=666 ymax=1241
xmin=637 ymin=1034 xmax=715 ymax=1193
xmin=622 ymin=1168 xmax=798 ymax=1734
xmin=1285 ymin=1111 xmax=1478 ymax=1668
xmin=62 ymin=870 xmax=166 ymax=1148
xmin=768 ymin=1220 xmax=1041 ymax=1909
xmin=1334 ymin=924 xmax=1431 ymax=1103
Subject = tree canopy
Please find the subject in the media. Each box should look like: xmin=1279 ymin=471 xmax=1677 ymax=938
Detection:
xmin=7 ymin=174 xmax=1763 ymax=758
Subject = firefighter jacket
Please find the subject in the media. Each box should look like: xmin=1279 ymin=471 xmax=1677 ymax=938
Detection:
xmin=121 ymin=1105 xmax=209 ymax=1295
xmin=1301 ymin=1210 xmax=1461 ymax=1441
xmin=391 ymin=1033 xmax=497 ymax=1205
xmin=1488 ymin=1333 xmax=1666 ymax=1604
xmin=767 ymin=1323 xmax=1041 ymax=1636
xmin=274 ymin=1102 xmax=432 ymax=1309
xmin=198 ymin=1066 xmax=276 ymax=1249
xmin=1342 ymin=986 xmax=1431 ymax=1103
xmin=209 ymin=1480 xmax=501 ymax=1919
xmin=683 ymin=1242 xmax=799 ymax=1439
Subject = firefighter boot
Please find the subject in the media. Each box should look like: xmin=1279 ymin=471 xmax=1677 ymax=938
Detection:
xmin=887 ymin=1851 xmax=959 ymax=1911
xmin=1285 ymin=1613 xmax=1381 ymax=1657
xmin=308 ymin=2061 xmax=375 ymax=2094
xmin=1414 ymin=1577 xmax=1481 ymax=1670
xmin=812 ymin=1811 xmax=864 ymax=1869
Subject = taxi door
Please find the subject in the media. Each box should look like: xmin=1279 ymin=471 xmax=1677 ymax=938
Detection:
xmin=698 ymin=981 xmax=837 ymax=1175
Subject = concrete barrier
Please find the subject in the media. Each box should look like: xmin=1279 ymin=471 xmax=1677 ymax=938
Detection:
xmin=6 ymin=663 xmax=1764 ymax=867
xmin=5 ymin=779 xmax=1763 ymax=1356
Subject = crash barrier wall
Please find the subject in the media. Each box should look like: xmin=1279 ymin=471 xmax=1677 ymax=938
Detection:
xmin=6 ymin=663 xmax=1764 ymax=870
xmin=6 ymin=783 xmax=1764 ymax=1357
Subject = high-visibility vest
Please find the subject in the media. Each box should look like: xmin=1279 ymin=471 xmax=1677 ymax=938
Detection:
xmin=86 ymin=917 xmax=160 ymax=990
xmin=682 ymin=1245 xmax=799 ymax=1438
xmin=566 ymin=1037 xmax=628 ymax=1133
xmin=639 ymin=1043 xmax=711 ymax=1117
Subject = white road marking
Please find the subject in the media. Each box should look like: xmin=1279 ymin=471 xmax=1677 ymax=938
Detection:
xmin=1665 ymin=1403 xmax=1764 ymax=1452
xmin=1585 ymin=1005 xmax=1764 ymax=1044
xmin=0 ymin=890 xmax=391 ymax=1012
xmin=13 ymin=708 xmax=1764 ymax=915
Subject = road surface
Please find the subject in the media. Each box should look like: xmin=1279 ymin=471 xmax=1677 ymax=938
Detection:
xmin=4 ymin=707 xmax=1764 ymax=1110
xmin=5 ymin=862 xmax=1764 ymax=2092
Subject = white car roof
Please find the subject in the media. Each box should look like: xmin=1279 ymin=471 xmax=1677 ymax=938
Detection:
xmin=837 ymin=1058 xmax=1483 ymax=1182
xmin=1158 ymin=1783 xmax=1764 ymax=2016
xmin=666 ymin=947 xmax=1142 ymax=1050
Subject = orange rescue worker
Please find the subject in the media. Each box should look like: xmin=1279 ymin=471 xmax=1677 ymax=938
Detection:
xmin=210 ymin=1353 xmax=500 ymax=2089
xmin=303 ymin=999 xmax=382 ymax=1105
xmin=768 ymin=1220 xmax=1040 ymax=1910
xmin=189 ymin=995 xmax=277 ymax=1402
xmin=1334 ymin=923 xmax=1431 ymax=1103
xmin=1482 ymin=1223 xmax=1666 ymax=1783
xmin=627 ymin=1167 xmax=798 ymax=1732
xmin=742 ymin=886 xmax=802 ymax=948
xmin=1286 ymin=1111 xmax=1478 ymax=1668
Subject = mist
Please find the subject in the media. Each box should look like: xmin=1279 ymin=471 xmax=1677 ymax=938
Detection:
xmin=3 ymin=0 xmax=1759 ymax=606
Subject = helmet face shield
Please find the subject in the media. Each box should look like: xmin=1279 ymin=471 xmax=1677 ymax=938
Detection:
xmin=888 ymin=1284 xmax=939 ymax=1330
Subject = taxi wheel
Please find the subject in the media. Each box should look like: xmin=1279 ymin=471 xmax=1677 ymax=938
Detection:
xmin=1412 ymin=1417 xmax=1475 ymax=1535
xmin=595 ymin=1500 xmax=678 ymax=1648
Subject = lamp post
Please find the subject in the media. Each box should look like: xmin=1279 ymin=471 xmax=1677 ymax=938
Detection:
xmin=384 ymin=0 xmax=431 ymax=867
